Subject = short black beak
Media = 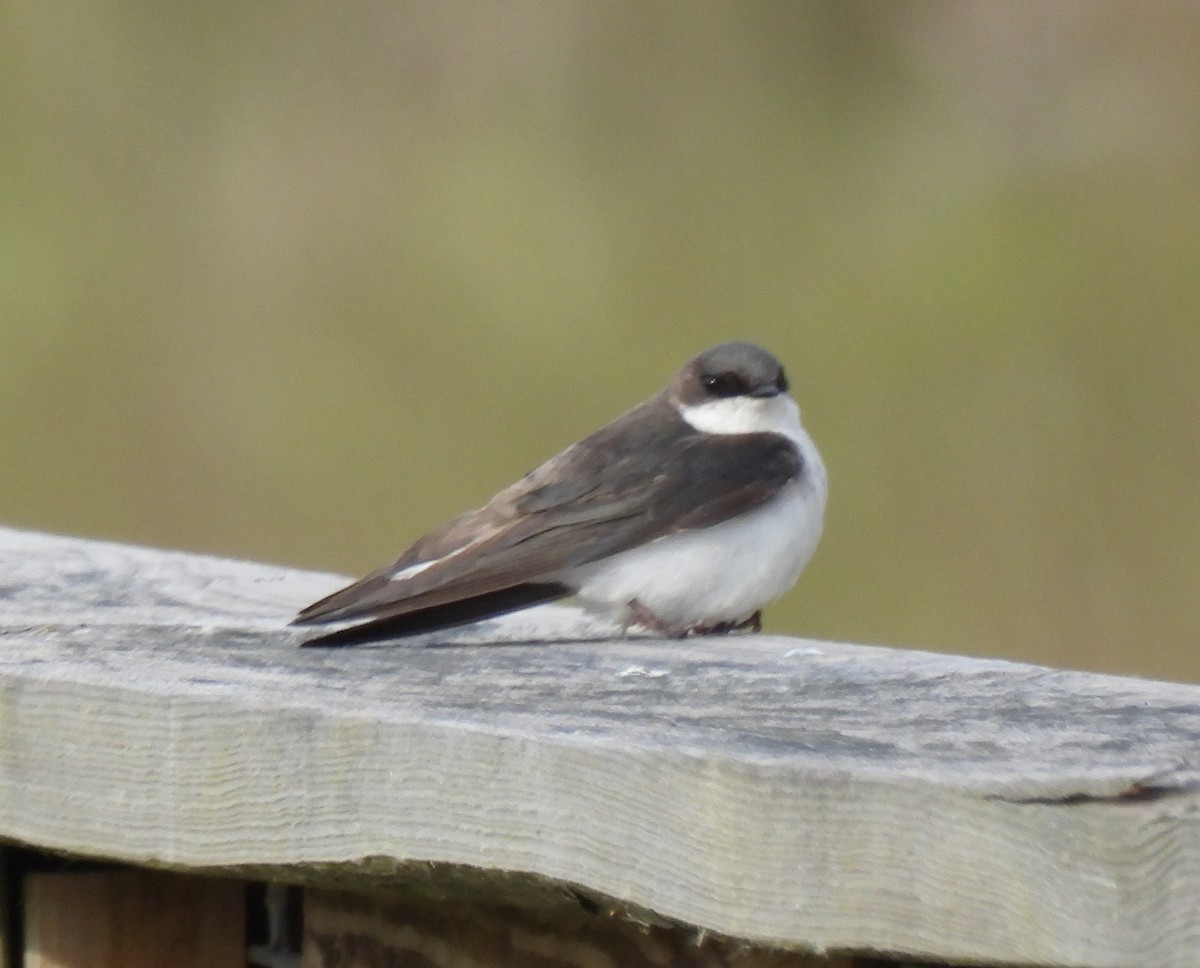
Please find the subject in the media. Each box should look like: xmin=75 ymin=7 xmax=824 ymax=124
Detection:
xmin=748 ymin=385 xmax=781 ymax=398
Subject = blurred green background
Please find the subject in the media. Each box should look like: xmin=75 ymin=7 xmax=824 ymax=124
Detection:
xmin=3 ymin=2 xmax=1198 ymax=680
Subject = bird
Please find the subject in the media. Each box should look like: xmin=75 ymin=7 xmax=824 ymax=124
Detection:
xmin=293 ymin=341 xmax=826 ymax=646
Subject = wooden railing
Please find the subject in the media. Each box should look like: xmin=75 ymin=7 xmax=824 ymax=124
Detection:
xmin=1 ymin=526 xmax=1197 ymax=968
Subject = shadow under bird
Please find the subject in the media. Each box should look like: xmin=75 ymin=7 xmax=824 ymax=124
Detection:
xmin=293 ymin=341 xmax=827 ymax=646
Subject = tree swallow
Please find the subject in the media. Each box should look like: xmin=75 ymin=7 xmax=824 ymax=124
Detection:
xmin=293 ymin=341 xmax=827 ymax=646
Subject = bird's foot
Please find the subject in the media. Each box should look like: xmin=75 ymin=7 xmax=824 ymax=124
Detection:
xmin=688 ymin=610 xmax=763 ymax=636
xmin=625 ymin=602 xmax=763 ymax=638
xmin=738 ymin=610 xmax=763 ymax=633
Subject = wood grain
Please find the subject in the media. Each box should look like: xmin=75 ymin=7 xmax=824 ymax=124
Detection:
xmin=1 ymin=526 xmax=1199 ymax=967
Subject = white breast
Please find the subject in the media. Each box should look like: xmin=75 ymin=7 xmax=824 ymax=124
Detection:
xmin=564 ymin=396 xmax=827 ymax=633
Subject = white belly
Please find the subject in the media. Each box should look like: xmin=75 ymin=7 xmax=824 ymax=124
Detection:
xmin=563 ymin=438 xmax=826 ymax=631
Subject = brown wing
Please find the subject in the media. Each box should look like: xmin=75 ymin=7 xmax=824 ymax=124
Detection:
xmin=293 ymin=398 xmax=801 ymax=628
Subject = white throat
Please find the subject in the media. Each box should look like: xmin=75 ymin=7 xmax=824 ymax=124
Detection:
xmin=678 ymin=393 xmax=807 ymax=446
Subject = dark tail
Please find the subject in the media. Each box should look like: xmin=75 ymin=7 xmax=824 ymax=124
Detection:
xmin=298 ymin=582 xmax=570 ymax=647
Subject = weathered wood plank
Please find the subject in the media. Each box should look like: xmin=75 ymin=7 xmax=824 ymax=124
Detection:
xmin=24 ymin=869 xmax=244 ymax=968
xmin=1 ymin=526 xmax=1199 ymax=967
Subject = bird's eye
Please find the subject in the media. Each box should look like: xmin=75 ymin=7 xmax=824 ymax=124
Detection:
xmin=701 ymin=372 xmax=747 ymax=398
xmin=775 ymin=369 xmax=789 ymax=393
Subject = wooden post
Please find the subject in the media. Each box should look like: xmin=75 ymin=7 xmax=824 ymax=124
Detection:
xmin=24 ymin=869 xmax=244 ymax=968
xmin=303 ymin=889 xmax=858 ymax=968
xmin=0 ymin=849 xmax=9 ymax=968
